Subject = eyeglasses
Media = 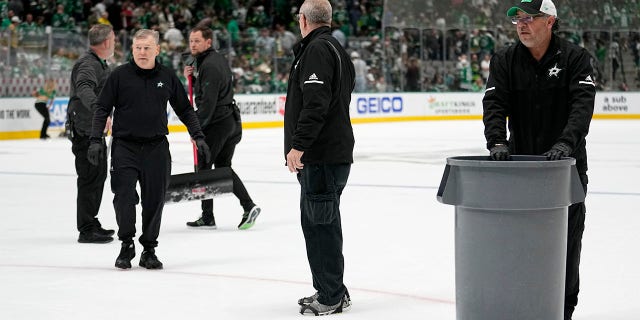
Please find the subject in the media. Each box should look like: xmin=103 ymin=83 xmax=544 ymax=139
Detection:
xmin=511 ymin=14 xmax=546 ymax=25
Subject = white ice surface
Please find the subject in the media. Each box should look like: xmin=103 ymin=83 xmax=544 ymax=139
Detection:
xmin=0 ymin=120 xmax=638 ymax=319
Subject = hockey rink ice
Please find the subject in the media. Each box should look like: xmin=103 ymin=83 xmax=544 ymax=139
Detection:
xmin=1 ymin=119 xmax=638 ymax=319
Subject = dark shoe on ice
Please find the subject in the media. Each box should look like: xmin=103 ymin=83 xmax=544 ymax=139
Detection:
xmin=96 ymin=226 xmax=115 ymax=237
xmin=186 ymin=216 xmax=217 ymax=229
xmin=115 ymin=242 xmax=135 ymax=269
xmin=299 ymin=292 xmax=351 ymax=316
xmin=238 ymin=206 xmax=261 ymax=230
xmin=139 ymin=250 xmax=163 ymax=269
xmin=298 ymin=292 xmax=319 ymax=306
xmin=78 ymin=230 xmax=113 ymax=244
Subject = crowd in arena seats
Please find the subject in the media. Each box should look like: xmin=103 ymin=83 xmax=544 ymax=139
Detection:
xmin=0 ymin=0 xmax=639 ymax=96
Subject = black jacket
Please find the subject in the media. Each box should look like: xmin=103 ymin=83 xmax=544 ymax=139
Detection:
xmin=283 ymin=26 xmax=355 ymax=165
xmin=67 ymin=49 xmax=110 ymax=136
xmin=193 ymin=47 xmax=234 ymax=130
xmin=483 ymin=34 xmax=595 ymax=173
xmin=91 ymin=60 xmax=203 ymax=141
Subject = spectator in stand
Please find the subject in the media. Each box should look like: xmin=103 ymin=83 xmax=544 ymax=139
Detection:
xmin=351 ymin=51 xmax=368 ymax=92
xmin=255 ymin=27 xmax=275 ymax=54
xmin=405 ymin=57 xmax=420 ymax=91
xmin=97 ymin=11 xmax=110 ymax=25
xmin=7 ymin=15 xmax=20 ymax=64
xmin=331 ymin=21 xmax=347 ymax=47
xmin=52 ymin=4 xmax=72 ymax=29
xmin=274 ymin=22 xmax=297 ymax=56
xmin=609 ymin=38 xmax=621 ymax=82
xmin=163 ymin=22 xmax=184 ymax=50
xmin=120 ymin=1 xmax=134 ymax=30
xmin=374 ymin=74 xmax=387 ymax=92
xmin=18 ymin=13 xmax=39 ymax=37
xmin=480 ymin=53 xmax=491 ymax=82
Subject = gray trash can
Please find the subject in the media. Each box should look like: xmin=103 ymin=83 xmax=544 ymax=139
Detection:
xmin=437 ymin=155 xmax=585 ymax=320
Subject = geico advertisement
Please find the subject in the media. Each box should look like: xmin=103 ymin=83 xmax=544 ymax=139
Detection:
xmin=351 ymin=95 xmax=406 ymax=116
xmin=349 ymin=93 xmax=483 ymax=117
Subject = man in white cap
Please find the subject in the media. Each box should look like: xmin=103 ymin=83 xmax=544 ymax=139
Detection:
xmin=482 ymin=1 xmax=595 ymax=319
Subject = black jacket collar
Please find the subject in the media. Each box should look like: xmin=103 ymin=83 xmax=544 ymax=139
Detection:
xmin=517 ymin=33 xmax=562 ymax=66
xmin=293 ymin=26 xmax=331 ymax=56
xmin=130 ymin=58 xmax=161 ymax=76
xmin=88 ymin=49 xmax=108 ymax=68
xmin=195 ymin=47 xmax=215 ymax=65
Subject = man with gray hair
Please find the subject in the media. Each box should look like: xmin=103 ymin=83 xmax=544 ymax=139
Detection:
xmin=88 ymin=29 xmax=210 ymax=270
xmin=284 ymin=0 xmax=355 ymax=316
xmin=483 ymin=1 xmax=595 ymax=318
xmin=68 ymin=23 xmax=116 ymax=244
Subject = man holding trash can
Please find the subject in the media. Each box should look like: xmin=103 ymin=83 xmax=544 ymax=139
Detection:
xmin=482 ymin=1 xmax=595 ymax=319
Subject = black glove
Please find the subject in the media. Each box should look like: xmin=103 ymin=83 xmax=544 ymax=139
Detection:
xmin=195 ymin=138 xmax=211 ymax=164
xmin=543 ymin=142 xmax=572 ymax=160
xmin=87 ymin=141 xmax=105 ymax=166
xmin=489 ymin=144 xmax=510 ymax=161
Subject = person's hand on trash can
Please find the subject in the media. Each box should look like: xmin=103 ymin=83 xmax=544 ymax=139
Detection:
xmin=543 ymin=142 xmax=572 ymax=160
xmin=489 ymin=144 xmax=510 ymax=161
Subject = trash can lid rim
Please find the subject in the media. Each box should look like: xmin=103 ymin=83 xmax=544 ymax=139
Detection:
xmin=446 ymin=155 xmax=576 ymax=168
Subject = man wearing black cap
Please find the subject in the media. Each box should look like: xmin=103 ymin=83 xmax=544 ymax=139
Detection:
xmin=482 ymin=1 xmax=595 ymax=319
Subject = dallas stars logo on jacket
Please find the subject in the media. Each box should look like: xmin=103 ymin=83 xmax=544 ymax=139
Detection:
xmin=548 ymin=64 xmax=562 ymax=78
xmin=157 ymin=81 xmax=164 ymax=88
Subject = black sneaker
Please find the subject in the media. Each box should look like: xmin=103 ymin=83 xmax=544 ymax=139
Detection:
xmin=96 ymin=226 xmax=115 ymax=237
xmin=78 ymin=230 xmax=113 ymax=243
xmin=115 ymin=242 xmax=135 ymax=269
xmin=186 ymin=216 xmax=217 ymax=229
xmin=139 ymin=250 xmax=163 ymax=269
xmin=238 ymin=206 xmax=261 ymax=230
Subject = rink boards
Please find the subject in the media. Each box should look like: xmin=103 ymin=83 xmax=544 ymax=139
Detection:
xmin=1 ymin=92 xmax=639 ymax=140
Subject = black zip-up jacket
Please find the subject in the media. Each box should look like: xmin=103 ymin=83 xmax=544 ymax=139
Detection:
xmin=483 ymin=34 xmax=595 ymax=173
xmin=91 ymin=60 xmax=203 ymax=141
xmin=68 ymin=49 xmax=110 ymax=136
xmin=193 ymin=47 xmax=235 ymax=130
xmin=283 ymin=26 xmax=355 ymax=165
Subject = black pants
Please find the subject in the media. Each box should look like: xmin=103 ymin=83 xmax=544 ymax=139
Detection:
xmin=199 ymin=115 xmax=254 ymax=218
xmin=71 ymin=134 xmax=108 ymax=232
xmin=110 ymin=137 xmax=170 ymax=250
xmin=34 ymin=102 xmax=50 ymax=138
xmin=297 ymin=163 xmax=351 ymax=306
xmin=565 ymin=174 xmax=588 ymax=320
